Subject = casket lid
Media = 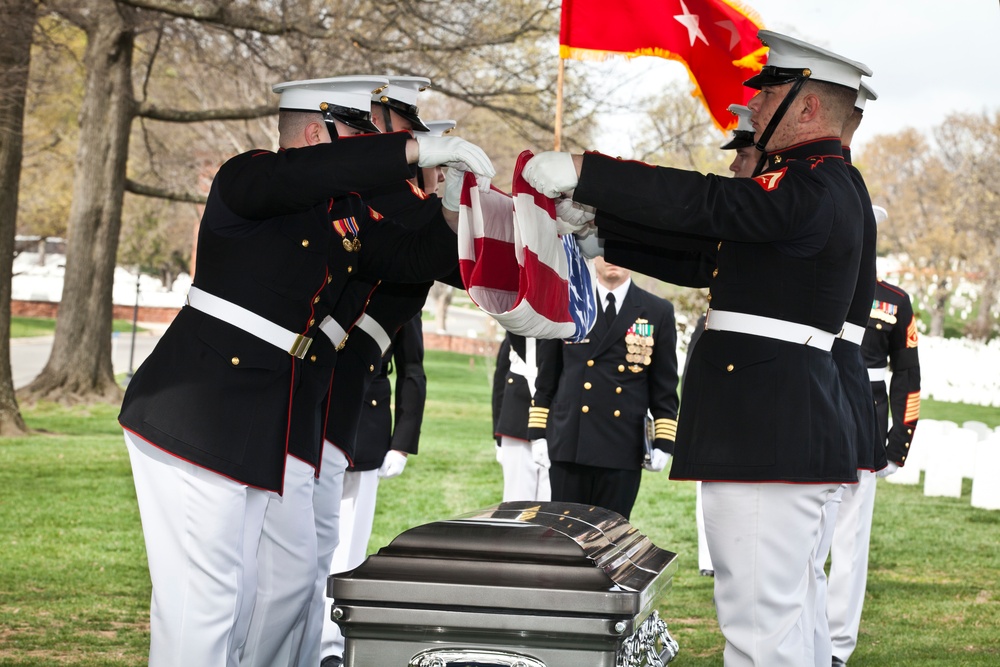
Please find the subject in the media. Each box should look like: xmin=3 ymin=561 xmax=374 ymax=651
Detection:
xmin=331 ymin=501 xmax=677 ymax=618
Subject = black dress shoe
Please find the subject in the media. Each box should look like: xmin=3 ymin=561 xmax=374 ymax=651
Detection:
xmin=699 ymin=569 xmax=715 ymax=577
xmin=320 ymin=656 xmax=343 ymax=667
xmin=832 ymin=658 xmax=846 ymax=666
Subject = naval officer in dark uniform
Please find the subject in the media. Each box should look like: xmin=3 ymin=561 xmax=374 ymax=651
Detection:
xmin=522 ymin=30 xmax=872 ymax=667
xmin=527 ymin=257 xmax=679 ymax=520
xmin=119 ymin=75 xmax=493 ymax=667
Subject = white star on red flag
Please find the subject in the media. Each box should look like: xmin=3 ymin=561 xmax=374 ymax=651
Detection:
xmin=674 ymin=0 xmax=709 ymax=47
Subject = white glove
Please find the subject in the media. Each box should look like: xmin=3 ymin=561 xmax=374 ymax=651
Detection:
xmin=442 ymin=166 xmax=466 ymax=212
xmin=522 ymin=151 xmax=579 ymax=198
xmin=575 ymin=232 xmax=604 ymax=258
xmin=643 ymin=448 xmax=671 ymax=472
xmin=554 ymin=197 xmax=596 ymax=235
xmin=415 ymin=135 xmax=495 ymax=180
xmin=495 ymin=443 xmax=504 ymax=464
xmin=378 ymin=450 xmax=408 ymax=478
xmin=530 ymin=438 xmax=551 ymax=470
xmin=876 ymin=461 xmax=899 ymax=478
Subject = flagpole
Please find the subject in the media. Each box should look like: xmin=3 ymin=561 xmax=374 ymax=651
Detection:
xmin=554 ymin=56 xmax=565 ymax=151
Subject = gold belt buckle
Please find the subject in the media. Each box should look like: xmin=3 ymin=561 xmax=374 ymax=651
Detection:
xmin=289 ymin=334 xmax=314 ymax=359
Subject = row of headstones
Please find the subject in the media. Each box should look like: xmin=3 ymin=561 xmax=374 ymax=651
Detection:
xmin=884 ymin=419 xmax=1000 ymax=510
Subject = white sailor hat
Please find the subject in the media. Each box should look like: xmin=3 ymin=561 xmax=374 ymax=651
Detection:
xmin=855 ymin=80 xmax=878 ymax=111
xmin=720 ymin=104 xmax=755 ymax=150
xmin=372 ymin=75 xmax=432 ymax=132
xmin=744 ymin=30 xmax=872 ymax=91
xmin=872 ymin=205 xmax=888 ymax=225
xmin=415 ymin=119 xmax=457 ymax=138
xmin=272 ymin=75 xmax=388 ymax=133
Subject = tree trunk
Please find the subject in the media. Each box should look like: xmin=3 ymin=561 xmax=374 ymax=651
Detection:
xmin=967 ymin=275 xmax=998 ymax=341
xmin=929 ymin=290 xmax=948 ymax=338
xmin=430 ymin=282 xmax=453 ymax=334
xmin=0 ymin=0 xmax=37 ymax=435
xmin=20 ymin=1 xmax=134 ymax=404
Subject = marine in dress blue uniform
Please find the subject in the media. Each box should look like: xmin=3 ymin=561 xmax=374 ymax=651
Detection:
xmin=826 ymin=275 xmax=921 ymax=667
xmin=521 ymin=30 xmax=873 ymax=667
xmin=494 ymin=333 xmax=552 ymax=502
xmin=813 ymin=81 xmax=885 ymax=667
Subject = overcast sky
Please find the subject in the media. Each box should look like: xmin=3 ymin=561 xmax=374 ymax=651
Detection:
xmin=590 ymin=0 xmax=1000 ymax=154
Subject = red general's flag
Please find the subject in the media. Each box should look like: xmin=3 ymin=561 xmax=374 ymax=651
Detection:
xmin=560 ymin=0 xmax=767 ymax=129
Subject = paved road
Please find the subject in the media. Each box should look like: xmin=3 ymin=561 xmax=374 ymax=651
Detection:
xmin=10 ymin=305 xmax=495 ymax=390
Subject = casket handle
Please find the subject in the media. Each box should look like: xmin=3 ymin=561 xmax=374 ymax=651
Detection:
xmin=408 ymin=647 xmax=545 ymax=667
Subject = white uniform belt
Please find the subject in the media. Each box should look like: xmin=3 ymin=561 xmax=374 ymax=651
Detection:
xmin=354 ymin=313 xmax=392 ymax=355
xmin=839 ymin=322 xmax=865 ymax=346
xmin=319 ymin=315 xmax=350 ymax=350
xmin=705 ymin=309 xmax=836 ymax=351
xmin=186 ymin=285 xmax=313 ymax=359
xmin=868 ymin=367 xmax=887 ymax=382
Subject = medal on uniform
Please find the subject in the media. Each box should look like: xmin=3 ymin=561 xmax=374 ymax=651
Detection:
xmin=333 ymin=215 xmax=361 ymax=253
xmin=625 ymin=319 xmax=655 ymax=373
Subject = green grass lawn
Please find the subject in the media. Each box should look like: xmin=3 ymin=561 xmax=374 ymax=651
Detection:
xmin=1 ymin=349 xmax=998 ymax=665
xmin=10 ymin=317 xmax=143 ymax=338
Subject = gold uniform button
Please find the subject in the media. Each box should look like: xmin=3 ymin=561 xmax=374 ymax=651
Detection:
xmin=371 ymin=399 xmax=378 ymax=407
xmin=301 ymin=239 xmax=310 ymax=248
xmin=876 ymin=322 xmax=882 ymax=330
xmin=369 ymin=365 xmax=375 ymax=372
xmin=907 ymin=428 xmax=913 ymax=434
xmin=313 ymin=296 xmax=320 ymax=304
xmin=900 ymin=455 xmax=906 ymax=462
xmin=616 ymin=387 xmax=622 ymax=394
xmin=309 ymin=318 xmax=316 ymax=327
xmin=231 ymin=357 xmax=240 ymax=366
xmin=614 ymin=410 xmax=621 ymax=417
xmin=707 ymin=293 xmax=713 ymax=302
xmin=347 ymin=265 xmax=353 ymax=273
xmin=309 ymin=354 xmax=317 ymax=362
xmin=581 ymin=406 xmax=589 ymax=413
xmin=584 ymin=382 xmax=592 ymax=390
xmin=717 ymin=241 xmax=723 ymax=250
xmin=618 ymin=365 xmax=625 ymax=372
xmin=587 ymin=360 xmax=595 ymax=367
xmin=508 ymin=378 xmax=514 ymax=384
xmin=726 ymin=364 xmax=735 ymax=372
xmin=712 ymin=268 xmax=719 ymax=278
xmin=327 ymin=275 xmax=333 ymax=284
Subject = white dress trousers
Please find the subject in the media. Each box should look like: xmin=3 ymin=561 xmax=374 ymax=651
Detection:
xmin=696 ymin=481 xmax=714 ymax=572
xmin=500 ymin=435 xmax=551 ymax=502
xmin=702 ymin=481 xmax=838 ymax=667
xmin=125 ymin=430 xmax=270 ymax=667
xmin=242 ymin=454 xmax=319 ymax=667
xmin=321 ymin=467 xmax=381 ymax=659
xmin=827 ymin=470 xmax=877 ymax=662
xmin=291 ymin=441 xmax=349 ymax=667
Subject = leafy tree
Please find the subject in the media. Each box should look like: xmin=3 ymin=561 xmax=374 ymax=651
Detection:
xmin=0 ymin=0 xmax=38 ymax=434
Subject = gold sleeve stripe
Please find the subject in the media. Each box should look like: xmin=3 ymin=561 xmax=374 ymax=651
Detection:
xmin=903 ymin=392 xmax=920 ymax=423
xmin=906 ymin=316 xmax=919 ymax=348
xmin=654 ymin=418 xmax=678 ymax=441
xmin=528 ymin=406 xmax=549 ymax=429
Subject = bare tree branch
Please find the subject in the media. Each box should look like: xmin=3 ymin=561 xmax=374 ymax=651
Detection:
xmin=126 ymin=177 xmax=206 ymax=203
xmin=136 ymin=102 xmax=276 ymax=122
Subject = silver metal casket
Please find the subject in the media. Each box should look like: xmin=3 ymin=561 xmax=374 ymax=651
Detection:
xmin=328 ymin=501 xmax=680 ymax=667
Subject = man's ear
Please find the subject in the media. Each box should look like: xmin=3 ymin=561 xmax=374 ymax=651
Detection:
xmin=799 ymin=92 xmax=822 ymax=123
xmin=305 ymin=120 xmax=328 ymax=146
